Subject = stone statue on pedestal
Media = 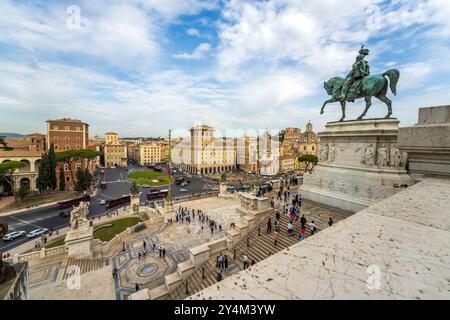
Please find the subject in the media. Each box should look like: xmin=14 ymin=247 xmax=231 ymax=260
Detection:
xmin=69 ymin=201 xmax=89 ymax=231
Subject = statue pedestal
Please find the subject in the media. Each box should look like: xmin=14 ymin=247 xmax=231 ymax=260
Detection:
xmin=164 ymin=199 xmax=175 ymax=213
xmin=130 ymin=194 xmax=140 ymax=214
xmin=300 ymin=119 xmax=411 ymax=212
xmin=218 ymin=182 xmax=228 ymax=198
xmin=64 ymin=225 xmax=93 ymax=259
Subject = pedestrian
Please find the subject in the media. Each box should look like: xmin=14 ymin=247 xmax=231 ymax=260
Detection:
xmin=159 ymin=247 xmax=162 ymax=257
xmin=267 ymin=218 xmax=272 ymax=234
xmin=162 ymin=248 xmax=166 ymax=258
xmin=135 ymin=283 xmax=140 ymax=292
xmin=243 ymin=254 xmax=249 ymax=270
xmin=138 ymin=252 xmax=141 ymax=260
xmin=143 ymin=240 xmax=146 ymax=249
xmin=224 ymin=255 xmax=228 ymax=270
xmin=216 ymin=255 xmax=220 ymax=268
xmin=287 ymin=221 xmax=293 ymax=236
xmin=216 ymin=271 xmax=223 ymax=282
xmin=273 ymin=230 xmax=279 ymax=246
xmin=299 ymin=227 xmax=306 ymax=240
xmin=309 ymin=220 xmax=317 ymax=235
xmin=300 ymin=215 xmax=306 ymax=229
xmin=328 ymin=216 xmax=334 ymax=227
xmin=251 ymin=259 xmax=255 ymax=266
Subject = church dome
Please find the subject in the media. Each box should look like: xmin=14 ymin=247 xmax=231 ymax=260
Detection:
xmin=300 ymin=121 xmax=318 ymax=143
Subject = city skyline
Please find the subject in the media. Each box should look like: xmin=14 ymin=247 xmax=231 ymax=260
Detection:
xmin=1 ymin=1 xmax=450 ymax=136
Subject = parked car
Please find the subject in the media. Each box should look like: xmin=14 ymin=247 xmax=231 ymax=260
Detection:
xmin=3 ymin=231 xmax=26 ymax=241
xmin=27 ymin=228 xmax=49 ymax=238
xmin=142 ymin=184 xmax=150 ymax=188
xmin=59 ymin=211 xmax=70 ymax=218
xmin=180 ymin=188 xmax=188 ymax=192
xmin=98 ymin=199 xmax=107 ymax=205
xmin=180 ymin=182 xmax=188 ymax=187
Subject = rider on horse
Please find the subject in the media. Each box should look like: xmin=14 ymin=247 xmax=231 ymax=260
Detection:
xmin=339 ymin=45 xmax=370 ymax=101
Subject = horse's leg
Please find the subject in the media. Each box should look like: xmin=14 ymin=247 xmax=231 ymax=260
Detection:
xmin=375 ymin=94 xmax=392 ymax=118
xmin=320 ymin=98 xmax=336 ymax=115
xmin=339 ymin=101 xmax=346 ymax=121
xmin=357 ymin=96 xmax=372 ymax=120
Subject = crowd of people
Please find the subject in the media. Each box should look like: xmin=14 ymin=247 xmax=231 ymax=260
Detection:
xmin=175 ymin=206 xmax=223 ymax=235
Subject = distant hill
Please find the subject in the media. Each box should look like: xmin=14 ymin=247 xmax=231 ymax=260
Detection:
xmin=0 ymin=133 xmax=27 ymax=138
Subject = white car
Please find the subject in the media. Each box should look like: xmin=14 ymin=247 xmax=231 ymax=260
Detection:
xmin=27 ymin=228 xmax=49 ymax=238
xmin=3 ymin=231 xmax=26 ymax=241
xmin=180 ymin=188 xmax=188 ymax=192
xmin=99 ymin=199 xmax=107 ymax=205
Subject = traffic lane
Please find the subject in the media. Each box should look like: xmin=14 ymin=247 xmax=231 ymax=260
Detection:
xmin=0 ymin=201 xmax=129 ymax=252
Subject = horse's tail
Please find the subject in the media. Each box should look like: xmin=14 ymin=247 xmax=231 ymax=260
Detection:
xmin=382 ymin=69 xmax=400 ymax=96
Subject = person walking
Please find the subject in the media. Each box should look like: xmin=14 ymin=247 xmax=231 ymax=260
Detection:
xmin=224 ymin=255 xmax=228 ymax=271
xmin=328 ymin=216 xmax=334 ymax=227
xmin=287 ymin=221 xmax=293 ymax=236
xmin=267 ymin=218 xmax=272 ymax=234
xmin=300 ymin=215 xmax=307 ymax=229
xmin=135 ymin=283 xmax=140 ymax=292
xmin=162 ymin=248 xmax=166 ymax=258
xmin=243 ymin=254 xmax=249 ymax=270
xmin=309 ymin=220 xmax=317 ymax=235
xmin=299 ymin=227 xmax=306 ymax=240
xmin=216 ymin=271 xmax=223 ymax=282
xmin=273 ymin=230 xmax=279 ymax=246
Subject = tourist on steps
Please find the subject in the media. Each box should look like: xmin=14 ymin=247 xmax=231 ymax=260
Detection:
xmin=267 ymin=218 xmax=272 ymax=234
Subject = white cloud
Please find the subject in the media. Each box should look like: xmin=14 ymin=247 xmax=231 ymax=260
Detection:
xmin=187 ymin=28 xmax=200 ymax=37
xmin=173 ymin=43 xmax=211 ymax=60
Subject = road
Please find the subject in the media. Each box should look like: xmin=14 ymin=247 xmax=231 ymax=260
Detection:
xmin=0 ymin=165 xmax=215 ymax=252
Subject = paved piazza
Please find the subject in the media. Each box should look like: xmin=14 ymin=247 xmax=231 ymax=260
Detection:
xmin=26 ymin=195 xmax=353 ymax=300
xmin=113 ymin=197 xmax=241 ymax=299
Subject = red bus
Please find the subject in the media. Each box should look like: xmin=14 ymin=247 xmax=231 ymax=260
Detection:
xmin=147 ymin=189 xmax=168 ymax=200
xmin=57 ymin=195 xmax=91 ymax=210
xmin=106 ymin=195 xmax=131 ymax=209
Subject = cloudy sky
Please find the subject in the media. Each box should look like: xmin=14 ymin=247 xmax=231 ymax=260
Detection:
xmin=0 ymin=0 xmax=449 ymax=138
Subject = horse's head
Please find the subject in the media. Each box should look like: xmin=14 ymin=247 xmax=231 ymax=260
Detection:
xmin=323 ymin=77 xmax=345 ymax=98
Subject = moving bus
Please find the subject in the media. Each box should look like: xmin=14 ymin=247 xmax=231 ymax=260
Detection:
xmin=106 ymin=195 xmax=131 ymax=209
xmin=146 ymin=189 xmax=168 ymax=200
xmin=57 ymin=195 xmax=91 ymax=210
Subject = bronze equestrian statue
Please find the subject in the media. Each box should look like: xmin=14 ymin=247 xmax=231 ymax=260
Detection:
xmin=320 ymin=46 xmax=400 ymax=122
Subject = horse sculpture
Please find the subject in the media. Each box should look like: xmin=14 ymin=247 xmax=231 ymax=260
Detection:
xmin=320 ymin=69 xmax=400 ymax=121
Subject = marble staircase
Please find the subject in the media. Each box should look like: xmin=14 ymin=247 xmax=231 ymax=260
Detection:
xmin=166 ymin=199 xmax=350 ymax=300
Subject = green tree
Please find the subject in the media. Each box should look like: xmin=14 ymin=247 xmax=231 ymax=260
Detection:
xmin=55 ymin=149 xmax=100 ymax=188
xmin=59 ymin=167 xmax=66 ymax=191
xmin=0 ymin=137 xmax=13 ymax=151
xmin=48 ymin=143 xmax=57 ymax=190
xmin=17 ymin=185 xmax=30 ymax=201
xmin=298 ymin=154 xmax=319 ymax=174
xmin=75 ymin=167 xmax=85 ymax=192
xmin=83 ymin=167 xmax=92 ymax=190
xmin=36 ymin=153 xmax=51 ymax=192
xmin=0 ymin=161 xmax=26 ymax=199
